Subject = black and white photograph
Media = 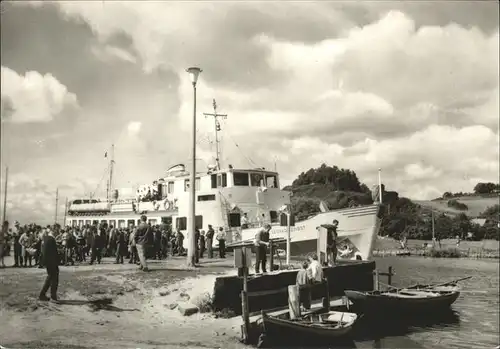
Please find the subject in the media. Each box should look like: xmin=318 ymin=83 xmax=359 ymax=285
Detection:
xmin=0 ymin=1 xmax=498 ymax=349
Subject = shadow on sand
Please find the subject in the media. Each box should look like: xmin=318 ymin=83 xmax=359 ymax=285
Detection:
xmin=56 ymin=299 xmax=140 ymax=312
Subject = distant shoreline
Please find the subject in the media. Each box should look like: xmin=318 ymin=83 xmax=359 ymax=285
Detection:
xmin=373 ymin=248 xmax=500 ymax=259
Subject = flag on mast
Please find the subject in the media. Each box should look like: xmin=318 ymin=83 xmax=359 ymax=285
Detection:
xmin=104 ymin=152 xmax=108 ymax=158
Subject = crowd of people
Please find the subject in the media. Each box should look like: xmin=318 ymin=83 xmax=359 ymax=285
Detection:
xmin=0 ymin=216 xmax=229 ymax=302
xmin=0 ymin=216 xmax=228 ymax=270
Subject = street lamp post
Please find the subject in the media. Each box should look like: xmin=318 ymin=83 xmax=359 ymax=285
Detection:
xmin=186 ymin=67 xmax=202 ymax=267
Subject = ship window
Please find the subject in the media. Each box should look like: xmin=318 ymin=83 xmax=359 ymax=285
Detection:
xmin=217 ymin=173 xmax=228 ymax=187
xmin=85 ymin=220 xmax=91 ymax=226
xmin=233 ymin=172 xmax=249 ymax=186
xmin=127 ymin=219 xmax=135 ymax=228
xmin=118 ymin=220 xmax=125 ymax=228
xmin=196 ymin=215 xmax=203 ymax=229
xmin=72 ymin=220 xmax=77 ymax=227
xmin=176 ymin=217 xmax=187 ymax=230
xmin=228 ymin=213 xmax=241 ymax=227
xmin=148 ymin=219 xmax=157 ymax=225
xmin=185 ymin=178 xmax=200 ymax=191
xmin=78 ymin=220 xmax=84 ymax=227
xmin=198 ymin=194 xmax=216 ymax=201
xmin=101 ymin=220 xmax=108 ymax=225
xmin=168 ymin=181 xmax=174 ymax=194
xmin=211 ymin=175 xmax=217 ymax=189
xmin=161 ymin=217 xmax=172 ymax=225
xmin=109 ymin=220 xmax=116 ymax=228
xmin=270 ymin=211 xmax=278 ymax=223
xmin=92 ymin=220 xmax=99 ymax=226
xmin=250 ymin=173 xmax=264 ymax=187
xmin=266 ymin=175 xmax=277 ymax=188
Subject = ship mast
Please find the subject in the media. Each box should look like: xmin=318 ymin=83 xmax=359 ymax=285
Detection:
xmin=54 ymin=187 xmax=59 ymax=225
xmin=107 ymin=144 xmax=115 ymax=201
xmin=203 ymin=99 xmax=227 ymax=170
xmin=63 ymin=197 xmax=69 ymax=227
xmin=2 ymin=166 xmax=8 ymax=224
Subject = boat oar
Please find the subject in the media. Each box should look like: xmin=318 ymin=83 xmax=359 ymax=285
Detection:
xmin=384 ymin=276 xmax=472 ymax=291
xmin=421 ymin=276 xmax=472 ymax=289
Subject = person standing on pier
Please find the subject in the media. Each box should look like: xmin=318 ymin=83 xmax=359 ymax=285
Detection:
xmin=39 ymin=228 xmax=60 ymax=302
xmin=320 ymin=220 xmax=339 ymax=266
xmin=254 ymin=224 xmax=271 ymax=274
xmin=134 ymin=215 xmax=150 ymax=271
xmin=206 ymin=225 xmax=215 ymax=259
xmin=216 ymin=227 xmax=226 ymax=259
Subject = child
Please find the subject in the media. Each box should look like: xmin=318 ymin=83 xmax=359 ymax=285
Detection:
xmin=296 ymin=260 xmax=311 ymax=310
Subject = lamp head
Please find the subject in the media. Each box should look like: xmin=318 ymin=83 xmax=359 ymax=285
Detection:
xmin=186 ymin=67 xmax=202 ymax=84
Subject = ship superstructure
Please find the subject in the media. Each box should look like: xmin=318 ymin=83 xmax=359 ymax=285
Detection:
xmin=65 ymin=99 xmax=382 ymax=260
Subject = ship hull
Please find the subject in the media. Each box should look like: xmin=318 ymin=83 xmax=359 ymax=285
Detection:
xmin=66 ymin=204 xmax=382 ymax=260
xmin=238 ymin=204 xmax=382 ymax=260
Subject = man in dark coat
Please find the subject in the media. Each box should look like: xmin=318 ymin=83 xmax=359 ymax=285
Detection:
xmin=114 ymin=229 xmax=127 ymax=264
xmin=39 ymin=229 xmax=59 ymax=301
xmin=89 ymin=227 xmax=104 ymax=265
xmin=194 ymin=228 xmax=200 ymax=264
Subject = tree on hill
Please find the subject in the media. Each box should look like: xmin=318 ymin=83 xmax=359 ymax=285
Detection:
xmin=292 ymin=163 xmax=364 ymax=192
xmin=473 ymin=182 xmax=499 ymax=195
xmin=288 ymin=164 xmax=498 ymax=240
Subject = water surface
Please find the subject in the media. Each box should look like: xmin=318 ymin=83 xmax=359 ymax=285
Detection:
xmin=372 ymin=256 xmax=499 ymax=349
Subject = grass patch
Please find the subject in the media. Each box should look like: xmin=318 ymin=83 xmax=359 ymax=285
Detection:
xmin=425 ymin=247 xmax=462 ymax=258
xmin=192 ymin=292 xmax=213 ymax=313
xmin=213 ymin=308 xmax=236 ymax=319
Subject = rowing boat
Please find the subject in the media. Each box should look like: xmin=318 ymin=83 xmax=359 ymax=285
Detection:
xmin=258 ymin=310 xmax=358 ymax=345
xmin=344 ymin=288 xmax=460 ymax=314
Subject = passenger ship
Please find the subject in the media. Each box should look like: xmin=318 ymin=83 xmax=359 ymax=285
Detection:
xmin=65 ymin=101 xmax=383 ymax=260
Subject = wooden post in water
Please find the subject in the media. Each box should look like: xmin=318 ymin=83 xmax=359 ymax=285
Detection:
xmin=269 ymin=240 xmax=274 ymax=271
xmin=323 ymin=278 xmax=330 ymax=311
xmin=374 ymin=270 xmax=380 ymax=291
xmin=288 ymin=284 xmax=301 ymax=319
xmin=388 ymin=266 xmax=393 ymax=286
xmin=240 ymin=247 xmax=250 ymax=343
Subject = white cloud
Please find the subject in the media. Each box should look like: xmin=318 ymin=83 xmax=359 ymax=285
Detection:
xmin=4 ymin=2 xmax=500 ymax=212
xmin=1 ymin=66 xmax=79 ymax=123
xmin=127 ymin=121 xmax=142 ymax=136
xmin=91 ymin=45 xmax=137 ymax=64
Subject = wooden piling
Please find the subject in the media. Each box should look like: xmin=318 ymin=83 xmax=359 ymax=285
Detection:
xmin=324 ymin=278 xmax=330 ymax=311
xmin=269 ymin=240 xmax=274 ymax=271
xmin=374 ymin=270 xmax=380 ymax=291
xmin=388 ymin=266 xmax=393 ymax=286
xmin=241 ymin=250 xmax=250 ymax=343
xmin=288 ymin=285 xmax=301 ymax=319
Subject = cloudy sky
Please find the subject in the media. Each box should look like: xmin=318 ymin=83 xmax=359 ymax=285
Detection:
xmin=1 ymin=1 xmax=498 ymax=225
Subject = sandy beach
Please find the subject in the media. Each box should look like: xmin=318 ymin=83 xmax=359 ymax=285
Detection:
xmin=0 ymin=255 xmax=250 ymax=349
